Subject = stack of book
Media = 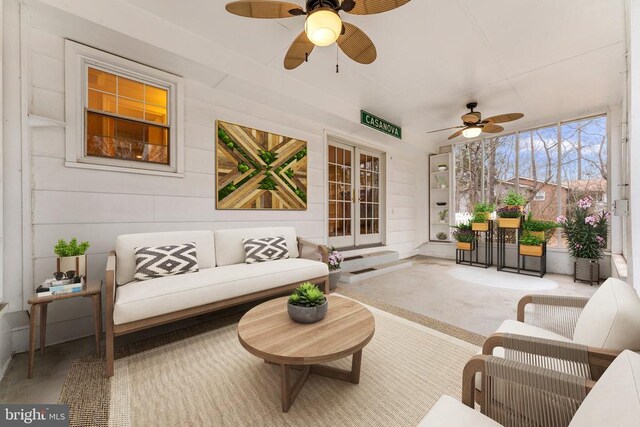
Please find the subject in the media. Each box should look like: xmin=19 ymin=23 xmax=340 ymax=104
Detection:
xmin=36 ymin=278 xmax=85 ymax=297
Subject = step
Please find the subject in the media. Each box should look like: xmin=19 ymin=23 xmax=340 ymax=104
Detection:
xmin=340 ymin=250 xmax=399 ymax=273
xmin=339 ymin=259 xmax=413 ymax=283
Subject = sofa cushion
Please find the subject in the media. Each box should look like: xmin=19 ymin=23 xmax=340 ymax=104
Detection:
xmin=417 ymin=395 xmax=501 ymax=427
xmin=242 ymin=236 xmax=289 ymax=264
xmin=573 ymin=277 xmax=640 ymax=350
xmin=214 ymin=227 xmax=299 ymax=267
xmin=569 ymin=350 xmax=640 ymax=426
xmin=134 ymin=243 xmax=199 ymax=281
xmin=113 ymin=258 xmax=328 ymax=325
xmin=116 ymin=231 xmax=215 ymax=285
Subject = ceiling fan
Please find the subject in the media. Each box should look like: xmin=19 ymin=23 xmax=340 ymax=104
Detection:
xmin=225 ymin=0 xmax=412 ymax=70
xmin=427 ymin=102 xmax=524 ymax=140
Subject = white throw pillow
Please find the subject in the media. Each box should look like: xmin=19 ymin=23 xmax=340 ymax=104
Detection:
xmin=242 ymin=236 xmax=289 ymax=264
xmin=134 ymin=242 xmax=199 ymax=281
xmin=572 ymin=277 xmax=640 ymax=350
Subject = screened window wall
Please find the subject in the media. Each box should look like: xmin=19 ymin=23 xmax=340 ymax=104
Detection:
xmin=454 ymin=114 xmax=608 ymax=248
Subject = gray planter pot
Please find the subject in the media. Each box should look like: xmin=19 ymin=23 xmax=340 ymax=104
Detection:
xmin=328 ymin=268 xmax=342 ymax=291
xmin=288 ymin=299 xmax=328 ymax=324
xmin=574 ymin=258 xmax=600 ymax=286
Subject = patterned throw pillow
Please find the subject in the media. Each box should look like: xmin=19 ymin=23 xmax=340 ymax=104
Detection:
xmin=134 ymin=242 xmax=199 ymax=281
xmin=242 ymin=236 xmax=290 ymax=264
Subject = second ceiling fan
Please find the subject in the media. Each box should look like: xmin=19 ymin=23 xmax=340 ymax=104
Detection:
xmin=225 ymin=0 xmax=411 ymax=70
xmin=427 ymin=102 xmax=524 ymax=140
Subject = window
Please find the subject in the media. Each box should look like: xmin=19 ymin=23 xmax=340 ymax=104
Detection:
xmin=454 ymin=114 xmax=608 ymax=249
xmin=65 ymin=41 xmax=184 ymax=175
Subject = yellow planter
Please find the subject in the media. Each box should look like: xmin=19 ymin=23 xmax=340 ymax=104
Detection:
xmin=472 ymin=222 xmax=489 ymax=232
xmin=456 ymin=242 xmax=473 ymax=251
xmin=520 ymin=244 xmax=543 ymax=257
xmin=507 ymin=205 xmax=525 ymax=213
xmin=498 ymin=217 xmax=521 ymax=229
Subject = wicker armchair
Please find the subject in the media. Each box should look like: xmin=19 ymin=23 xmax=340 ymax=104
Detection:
xmin=419 ymin=350 xmax=640 ymax=427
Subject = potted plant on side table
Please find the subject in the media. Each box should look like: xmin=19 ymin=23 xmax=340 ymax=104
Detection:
xmin=557 ymin=196 xmax=609 ymax=285
xmin=288 ymin=282 xmax=328 ymax=324
xmin=54 ymin=238 xmax=90 ymax=280
xmin=327 ymin=246 xmax=344 ymax=291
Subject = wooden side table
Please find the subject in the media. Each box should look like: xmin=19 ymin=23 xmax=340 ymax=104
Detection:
xmin=27 ymin=279 xmax=102 ymax=378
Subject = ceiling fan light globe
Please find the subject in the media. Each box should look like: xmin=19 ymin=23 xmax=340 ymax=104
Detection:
xmin=462 ymin=126 xmax=482 ymax=138
xmin=305 ymin=9 xmax=342 ymax=47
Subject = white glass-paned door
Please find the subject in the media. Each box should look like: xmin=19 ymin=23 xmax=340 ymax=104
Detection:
xmin=328 ymin=142 xmax=383 ymax=248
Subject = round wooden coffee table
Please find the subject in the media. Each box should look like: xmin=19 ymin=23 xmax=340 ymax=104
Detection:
xmin=238 ymin=295 xmax=375 ymax=412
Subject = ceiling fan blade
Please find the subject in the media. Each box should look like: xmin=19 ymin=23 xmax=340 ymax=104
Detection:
xmin=337 ymin=22 xmax=377 ymax=65
xmin=225 ymin=1 xmax=304 ymax=19
xmin=284 ymin=31 xmax=315 ymax=70
xmin=448 ymin=129 xmax=465 ymax=140
xmin=339 ymin=0 xmax=356 ymax=12
xmin=345 ymin=0 xmax=412 ymax=15
xmin=427 ymin=125 xmax=465 ymax=134
xmin=461 ymin=112 xmax=481 ymax=124
xmin=483 ymin=113 xmax=524 ymax=124
xmin=482 ymin=124 xmax=505 ymax=134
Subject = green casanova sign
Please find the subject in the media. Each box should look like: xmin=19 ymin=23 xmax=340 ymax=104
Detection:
xmin=360 ymin=110 xmax=402 ymax=140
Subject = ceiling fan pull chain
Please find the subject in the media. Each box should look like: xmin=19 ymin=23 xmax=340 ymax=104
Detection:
xmin=305 ymin=52 xmax=309 ymax=63
xmin=336 ymin=44 xmax=339 ymax=73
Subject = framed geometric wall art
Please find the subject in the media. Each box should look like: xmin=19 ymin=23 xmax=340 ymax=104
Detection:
xmin=216 ymin=120 xmax=308 ymax=210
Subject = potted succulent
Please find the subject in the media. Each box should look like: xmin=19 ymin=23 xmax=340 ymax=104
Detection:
xmin=496 ymin=206 xmax=523 ymax=229
xmin=438 ymin=209 xmax=448 ymax=223
xmin=452 ymin=222 xmax=475 ymax=251
xmin=53 ymin=238 xmax=90 ymax=279
xmin=503 ymin=190 xmax=526 ymax=212
xmin=557 ymin=196 xmax=610 ymax=285
xmin=437 ymin=164 xmax=447 ymax=172
xmin=287 ymin=282 xmax=328 ymax=324
xmin=519 ymin=232 xmax=546 ymax=257
xmin=436 ymin=232 xmax=448 ymax=241
xmin=326 ymin=246 xmax=343 ymax=291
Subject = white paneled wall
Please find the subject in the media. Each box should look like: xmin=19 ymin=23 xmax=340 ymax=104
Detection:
xmin=14 ymin=25 xmax=428 ymax=345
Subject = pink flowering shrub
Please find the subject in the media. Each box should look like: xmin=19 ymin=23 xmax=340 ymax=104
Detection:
xmin=559 ymin=196 xmax=609 ymax=259
xmin=327 ymin=247 xmax=343 ymax=271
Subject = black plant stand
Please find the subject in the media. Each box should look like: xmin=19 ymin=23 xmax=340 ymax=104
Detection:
xmin=497 ymin=224 xmax=520 ymax=272
xmin=455 ymin=243 xmax=475 ymax=266
xmin=519 ymin=244 xmax=547 ymax=278
xmin=466 ymin=221 xmax=494 ymax=268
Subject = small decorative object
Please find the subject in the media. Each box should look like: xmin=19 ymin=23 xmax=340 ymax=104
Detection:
xmin=519 ymin=232 xmax=545 ymax=257
xmin=436 ymin=202 xmax=447 ymax=207
xmin=437 ymin=164 xmax=447 ymax=172
xmin=436 ymin=232 xmax=448 ymax=241
xmin=557 ymin=196 xmax=610 ymax=285
xmin=326 ymin=246 xmax=343 ymax=291
xmin=497 ymin=206 xmax=522 ymax=228
xmin=53 ymin=238 xmax=90 ymax=280
xmin=438 ymin=209 xmax=448 ymax=223
xmin=216 ymin=120 xmax=308 ymax=210
xmin=287 ymin=282 xmax=328 ymax=324
xmin=452 ymin=222 xmax=475 ymax=251
xmin=502 ymin=190 xmax=526 ymax=212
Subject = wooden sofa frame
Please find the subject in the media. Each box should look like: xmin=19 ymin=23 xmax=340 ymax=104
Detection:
xmin=104 ymin=238 xmax=329 ymax=377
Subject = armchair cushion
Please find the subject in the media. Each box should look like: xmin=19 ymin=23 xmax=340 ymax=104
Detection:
xmin=417 ymin=395 xmax=501 ymax=427
xmin=573 ymin=278 xmax=640 ymax=350
xmin=569 ymin=350 xmax=640 ymax=426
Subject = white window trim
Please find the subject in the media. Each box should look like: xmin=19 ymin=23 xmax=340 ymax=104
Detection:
xmin=64 ymin=40 xmax=184 ymax=177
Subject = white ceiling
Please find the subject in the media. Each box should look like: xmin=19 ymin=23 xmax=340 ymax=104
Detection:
xmin=106 ymin=0 xmax=627 ymax=145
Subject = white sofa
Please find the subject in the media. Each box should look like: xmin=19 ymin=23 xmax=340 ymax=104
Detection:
xmin=418 ymin=349 xmax=640 ymax=426
xmin=104 ymin=227 xmax=329 ymax=377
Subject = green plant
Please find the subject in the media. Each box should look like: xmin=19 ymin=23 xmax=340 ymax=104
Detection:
xmin=557 ymin=196 xmax=609 ymax=259
xmin=496 ymin=206 xmax=522 ymax=218
xmin=436 ymin=232 xmax=447 ymax=240
xmin=519 ymin=232 xmax=545 ymax=246
xmin=471 ymin=213 xmax=488 ymax=223
xmin=503 ymin=190 xmax=526 ymax=207
xmin=54 ymin=238 xmax=90 ymax=257
xmin=523 ymin=218 xmax=558 ymax=233
xmin=452 ymin=221 xmax=472 ymax=231
xmin=237 ymin=163 xmax=250 ymax=173
xmin=452 ymin=229 xmax=475 ymax=243
xmin=473 ymin=202 xmax=495 ymax=213
xmin=258 ymin=150 xmax=278 ymax=165
xmin=288 ymin=282 xmax=326 ymax=307
xmin=438 ymin=209 xmax=448 ymax=221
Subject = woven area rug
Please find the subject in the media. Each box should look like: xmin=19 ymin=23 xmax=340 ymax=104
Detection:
xmin=60 ymin=296 xmax=480 ymax=427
